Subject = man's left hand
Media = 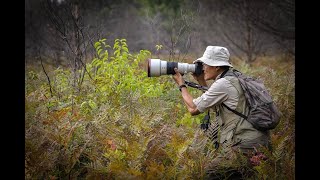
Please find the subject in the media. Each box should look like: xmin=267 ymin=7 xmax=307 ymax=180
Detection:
xmin=172 ymin=68 xmax=185 ymax=86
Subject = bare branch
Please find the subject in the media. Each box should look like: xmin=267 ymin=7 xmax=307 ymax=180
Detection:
xmin=38 ymin=49 xmax=53 ymax=97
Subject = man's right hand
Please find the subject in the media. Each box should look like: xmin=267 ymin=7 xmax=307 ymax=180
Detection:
xmin=192 ymin=72 xmax=207 ymax=86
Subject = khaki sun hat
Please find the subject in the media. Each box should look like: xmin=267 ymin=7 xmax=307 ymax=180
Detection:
xmin=193 ymin=46 xmax=233 ymax=67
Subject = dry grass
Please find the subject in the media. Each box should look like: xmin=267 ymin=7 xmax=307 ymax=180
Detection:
xmin=25 ymin=52 xmax=295 ymax=179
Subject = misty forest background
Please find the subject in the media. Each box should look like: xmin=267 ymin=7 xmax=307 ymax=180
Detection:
xmin=25 ymin=0 xmax=295 ymax=179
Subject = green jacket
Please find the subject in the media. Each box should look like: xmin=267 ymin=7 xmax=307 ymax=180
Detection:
xmin=212 ymin=73 xmax=270 ymax=154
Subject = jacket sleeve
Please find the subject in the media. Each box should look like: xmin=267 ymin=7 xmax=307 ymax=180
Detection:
xmin=192 ymin=78 xmax=230 ymax=113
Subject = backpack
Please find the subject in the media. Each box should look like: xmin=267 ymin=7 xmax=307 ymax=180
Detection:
xmin=220 ymin=69 xmax=281 ymax=131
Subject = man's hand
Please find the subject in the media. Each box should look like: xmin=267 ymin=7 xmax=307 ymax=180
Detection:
xmin=172 ymin=68 xmax=185 ymax=86
xmin=192 ymin=72 xmax=207 ymax=86
xmin=172 ymin=68 xmax=201 ymax=116
xmin=191 ymin=72 xmax=205 ymax=82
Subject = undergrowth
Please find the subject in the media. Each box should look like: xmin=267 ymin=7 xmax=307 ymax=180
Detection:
xmin=25 ymin=39 xmax=295 ymax=179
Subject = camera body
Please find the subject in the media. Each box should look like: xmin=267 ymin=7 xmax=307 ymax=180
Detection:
xmin=147 ymin=58 xmax=203 ymax=77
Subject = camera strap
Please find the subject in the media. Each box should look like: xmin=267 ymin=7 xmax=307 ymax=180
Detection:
xmin=200 ymin=110 xmax=210 ymax=131
xmin=184 ymin=80 xmax=208 ymax=91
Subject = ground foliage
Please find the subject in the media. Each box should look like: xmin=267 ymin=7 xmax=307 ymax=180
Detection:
xmin=25 ymin=39 xmax=295 ymax=179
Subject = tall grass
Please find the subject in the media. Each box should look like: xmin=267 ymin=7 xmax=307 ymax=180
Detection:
xmin=25 ymin=39 xmax=295 ymax=179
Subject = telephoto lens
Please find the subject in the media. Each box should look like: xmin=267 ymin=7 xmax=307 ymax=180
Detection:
xmin=147 ymin=58 xmax=203 ymax=77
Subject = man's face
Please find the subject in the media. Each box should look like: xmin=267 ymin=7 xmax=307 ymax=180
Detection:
xmin=203 ymin=64 xmax=219 ymax=80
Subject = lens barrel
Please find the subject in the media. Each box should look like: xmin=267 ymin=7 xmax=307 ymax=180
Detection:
xmin=166 ymin=62 xmax=178 ymax=75
xmin=147 ymin=58 xmax=203 ymax=77
xmin=194 ymin=62 xmax=203 ymax=75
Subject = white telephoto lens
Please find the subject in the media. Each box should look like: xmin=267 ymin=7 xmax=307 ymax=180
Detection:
xmin=148 ymin=59 xmax=168 ymax=77
xmin=160 ymin=60 xmax=167 ymax=75
xmin=177 ymin=63 xmax=195 ymax=74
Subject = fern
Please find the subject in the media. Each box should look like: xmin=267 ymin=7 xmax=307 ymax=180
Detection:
xmin=26 ymin=40 xmax=295 ymax=179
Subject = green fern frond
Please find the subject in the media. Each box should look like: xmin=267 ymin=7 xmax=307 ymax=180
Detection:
xmin=273 ymin=135 xmax=289 ymax=161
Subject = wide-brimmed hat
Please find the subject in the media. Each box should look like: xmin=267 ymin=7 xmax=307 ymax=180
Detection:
xmin=193 ymin=46 xmax=233 ymax=67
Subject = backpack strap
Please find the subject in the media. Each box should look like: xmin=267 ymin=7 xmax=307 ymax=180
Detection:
xmin=221 ymin=103 xmax=248 ymax=119
xmin=220 ymin=68 xmax=230 ymax=78
xmin=219 ymin=68 xmax=248 ymax=120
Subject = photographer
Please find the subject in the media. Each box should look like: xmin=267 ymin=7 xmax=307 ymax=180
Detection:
xmin=172 ymin=46 xmax=270 ymax=179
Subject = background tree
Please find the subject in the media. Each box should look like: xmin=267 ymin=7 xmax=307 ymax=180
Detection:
xmin=248 ymin=0 xmax=295 ymax=56
xmin=139 ymin=0 xmax=199 ymax=61
xmin=25 ymin=0 xmax=295 ymax=65
xmin=216 ymin=0 xmax=268 ymax=64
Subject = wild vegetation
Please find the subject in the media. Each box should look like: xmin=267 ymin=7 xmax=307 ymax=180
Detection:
xmin=25 ymin=38 xmax=294 ymax=179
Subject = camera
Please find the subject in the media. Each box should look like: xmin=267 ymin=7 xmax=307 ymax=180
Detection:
xmin=147 ymin=58 xmax=203 ymax=77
